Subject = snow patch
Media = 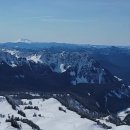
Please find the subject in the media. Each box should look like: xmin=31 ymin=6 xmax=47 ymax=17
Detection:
xmin=60 ymin=64 xmax=66 ymax=72
xmin=114 ymin=76 xmax=122 ymax=82
xmin=2 ymin=49 xmax=19 ymax=58
xmin=27 ymin=54 xmax=42 ymax=63
xmin=118 ymin=107 xmax=130 ymax=120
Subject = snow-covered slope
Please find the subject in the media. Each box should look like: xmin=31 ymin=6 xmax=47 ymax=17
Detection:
xmin=0 ymin=96 xmax=130 ymax=130
xmin=0 ymin=96 xmax=104 ymax=130
xmin=20 ymin=98 xmax=103 ymax=130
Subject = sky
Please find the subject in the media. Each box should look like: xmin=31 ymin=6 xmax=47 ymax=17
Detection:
xmin=0 ymin=0 xmax=130 ymax=45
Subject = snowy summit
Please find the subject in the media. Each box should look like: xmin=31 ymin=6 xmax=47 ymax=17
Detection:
xmin=15 ymin=38 xmax=32 ymax=43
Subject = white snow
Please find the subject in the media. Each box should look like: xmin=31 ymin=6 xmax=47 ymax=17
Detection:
xmin=2 ymin=49 xmax=19 ymax=58
xmin=99 ymin=69 xmax=105 ymax=84
xmin=60 ymin=64 xmax=66 ymax=72
xmin=27 ymin=54 xmax=42 ymax=63
xmin=118 ymin=107 xmax=130 ymax=120
xmin=1 ymin=96 xmax=130 ymax=130
xmin=0 ymin=97 xmax=104 ymax=130
xmin=15 ymin=38 xmax=32 ymax=43
xmin=11 ymin=63 xmax=17 ymax=67
xmin=5 ymin=50 xmax=18 ymax=56
xmin=20 ymin=98 xmax=104 ymax=130
xmin=0 ymin=97 xmax=21 ymax=130
xmin=88 ymin=93 xmax=91 ymax=96
xmin=113 ymin=125 xmax=130 ymax=130
xmin=114 ymin=76 xmax=122 ymax=82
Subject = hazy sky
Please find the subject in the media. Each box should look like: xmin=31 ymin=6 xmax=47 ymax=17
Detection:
xmin=0 ymin=0 xmax=130 ymax=45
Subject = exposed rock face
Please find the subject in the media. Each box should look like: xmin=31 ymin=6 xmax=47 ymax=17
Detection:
xmin=0 ymin=49 xmax=117 ymax=87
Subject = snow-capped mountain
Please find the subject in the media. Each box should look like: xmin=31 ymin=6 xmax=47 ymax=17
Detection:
xmin=15 ymin=38 xmax=32 ymax=43
xmin=0 ymin=45 xmax=130 ymax=130
xmin=1 ymin=47 xmax=130 ymax=113
xmin=0 ymin=48 xmax=117 ymax=86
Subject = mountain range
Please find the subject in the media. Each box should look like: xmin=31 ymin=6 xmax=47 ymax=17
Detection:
xmin=0 ymin=41 xmax=130 ymax=130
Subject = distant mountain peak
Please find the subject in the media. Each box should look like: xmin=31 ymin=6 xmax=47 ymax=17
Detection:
xmin=15 ymin=38 xmax=32 ymax=43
